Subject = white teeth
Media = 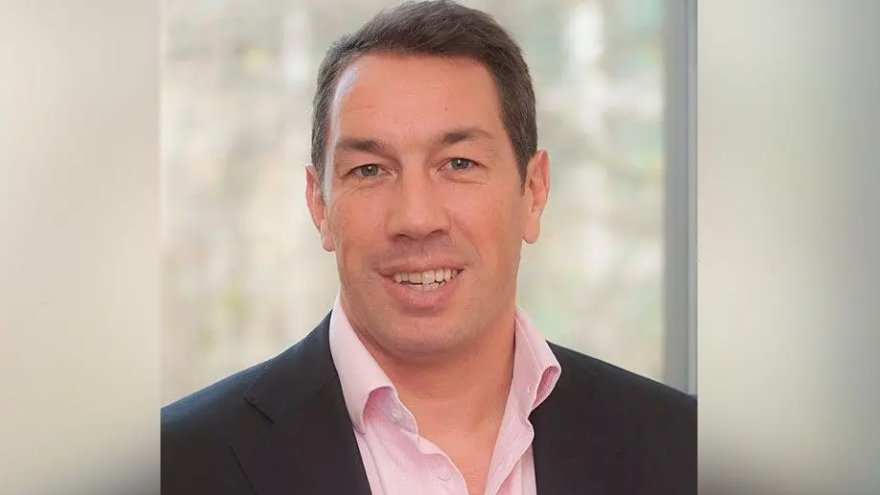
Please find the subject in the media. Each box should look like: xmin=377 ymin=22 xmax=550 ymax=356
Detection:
xmin=391 ymin=269 xmax=460 ymax=285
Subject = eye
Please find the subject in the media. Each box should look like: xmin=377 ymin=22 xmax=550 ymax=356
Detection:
xmin=445 ymin=158 xmax=476 ymax=171
xmin=353 ymin=164 xmax=382 ymax=177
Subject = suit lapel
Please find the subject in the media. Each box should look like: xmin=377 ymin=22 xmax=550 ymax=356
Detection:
xmin=231 ymin=377 xmax=372 ymax=495
xmin=230 ymin=313 xmax=372 ymax=495
xmin=531 ymin=345 xmax=632 ymax=495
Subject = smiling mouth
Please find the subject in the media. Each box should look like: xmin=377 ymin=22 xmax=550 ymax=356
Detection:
xmin=390 ymin=268 xmax=461 ymax=291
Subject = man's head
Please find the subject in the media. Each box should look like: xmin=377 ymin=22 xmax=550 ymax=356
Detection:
xmin=310 ymin=0 xmax=537 ymax=190
xmin=305 ymin=0 xmax=551 ymax=364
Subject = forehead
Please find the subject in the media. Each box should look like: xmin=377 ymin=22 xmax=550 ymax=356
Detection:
xmin=329 ymin=53 xmax=505 ymax=140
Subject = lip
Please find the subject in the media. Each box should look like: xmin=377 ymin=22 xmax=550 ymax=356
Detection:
xmin=380 ymin=269 xmax=463 ymax=312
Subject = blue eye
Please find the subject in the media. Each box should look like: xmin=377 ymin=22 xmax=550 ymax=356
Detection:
xmin=446 ymin=158 xmax=475 ymax=171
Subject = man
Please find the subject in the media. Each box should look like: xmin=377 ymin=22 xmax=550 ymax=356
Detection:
xmin=161 ymin=1 xmax=696 ymax=494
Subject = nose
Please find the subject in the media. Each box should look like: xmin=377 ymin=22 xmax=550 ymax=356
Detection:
xmin=385 ymin=167 xmax=450 ymax=240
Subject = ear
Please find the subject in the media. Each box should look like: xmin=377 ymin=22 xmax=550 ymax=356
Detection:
xmin=521 ymin=150 xmax=550 ymax=244
xmin=305 ymin=165 xmax=336 ymax=252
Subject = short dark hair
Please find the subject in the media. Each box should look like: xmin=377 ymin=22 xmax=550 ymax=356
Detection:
xmin=310 ymin=0 xmax=537 ymax=187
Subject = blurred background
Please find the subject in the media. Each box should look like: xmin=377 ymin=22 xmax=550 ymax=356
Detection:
xmin=161 ymin=0 xmax=687 ymax=404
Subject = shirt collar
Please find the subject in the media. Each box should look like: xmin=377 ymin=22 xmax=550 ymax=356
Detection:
xmin=511 ymin=309 xmax=562 ymax=414
xmin=328 ymin=292 xmax=562 ymax=433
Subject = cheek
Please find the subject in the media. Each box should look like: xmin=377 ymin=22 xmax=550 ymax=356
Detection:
xmin=449 ymin=189 xmax=524 ymax=253
xmin=329 ymin=195 xmax=387 ymax=255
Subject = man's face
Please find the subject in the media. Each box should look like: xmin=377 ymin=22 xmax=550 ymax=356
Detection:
xmin=306 ymin=53 xmax=549 ymax=362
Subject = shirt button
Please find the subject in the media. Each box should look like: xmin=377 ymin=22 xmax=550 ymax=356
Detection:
xmin=437 ymin=465 xmax=452 ymax=481
xmin=388 ymin=408 xmax=402 ymax=423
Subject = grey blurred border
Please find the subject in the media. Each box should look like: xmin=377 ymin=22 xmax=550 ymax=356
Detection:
xmin=0 ymin=1 xmax=160 ymax=494
xmin=663 ymin=0 xmax=697 ymax=395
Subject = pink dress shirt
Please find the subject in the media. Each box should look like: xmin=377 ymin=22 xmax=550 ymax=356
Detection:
xmin=328 ymin=294 xmax=562 ymax=495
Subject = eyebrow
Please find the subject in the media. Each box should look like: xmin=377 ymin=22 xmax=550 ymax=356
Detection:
xmin=434 ymin=126 xmax=495 ymax=148
xmin=335 ymin=137 xmax=395 ymax=157
xmin=334 ymin=126 xmax=496 ymax=159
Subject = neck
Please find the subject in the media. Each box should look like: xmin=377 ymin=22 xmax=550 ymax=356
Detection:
xmin=370 ymin=313 xmax=517 ymax=440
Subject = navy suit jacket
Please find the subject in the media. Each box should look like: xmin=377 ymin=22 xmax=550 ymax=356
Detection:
xmin=161 ymin=312 xmax=696 ymax=494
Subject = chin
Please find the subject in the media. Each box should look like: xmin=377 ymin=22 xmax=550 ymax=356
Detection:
xmin=388 ymin=319 xmax=471 ymax=352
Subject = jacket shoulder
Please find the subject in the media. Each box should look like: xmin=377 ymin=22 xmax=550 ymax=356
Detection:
xmin=549 ymin=343 xmax=696 ymax=487
xmin=160 ymin=360 xmax=272 ymax=494
xmin=549 ymin=342 xmax=696 ymax=415
xmin=160 ymin=315 xmax=335 ymax=495
xmin=161 ymin=359 xmax=269 ymax=433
